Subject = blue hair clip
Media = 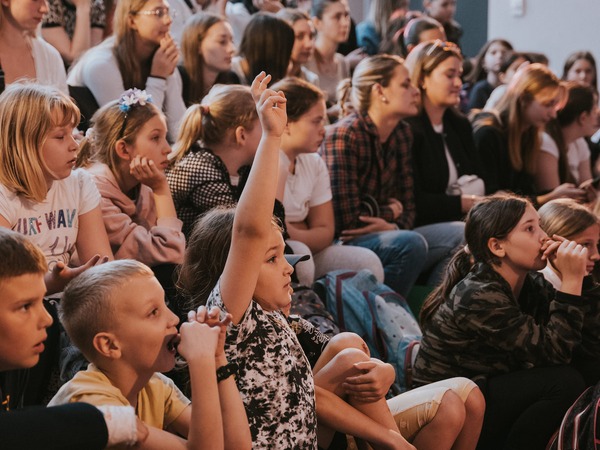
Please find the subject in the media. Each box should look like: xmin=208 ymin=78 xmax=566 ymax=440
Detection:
xmin=118 ymin=88 xmax=153 ymax=113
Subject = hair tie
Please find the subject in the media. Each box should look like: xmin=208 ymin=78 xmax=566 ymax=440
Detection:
xmin=463 ymin=244 xmax=471 ymax=255
xmin=200 ymin=104 xmax=210 ymax=115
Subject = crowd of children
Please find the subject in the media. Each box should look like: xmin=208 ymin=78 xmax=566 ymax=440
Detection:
xmin=1 ymin=0 xmax=600 ymax=449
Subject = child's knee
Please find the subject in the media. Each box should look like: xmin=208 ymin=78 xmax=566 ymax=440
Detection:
xmin=436 ymin=390 xmax=466 ymax=430
xmin=327 ymin=332 xmax=370 ymax=357
xmin=464 ymin=387 xmax=486 ymax=421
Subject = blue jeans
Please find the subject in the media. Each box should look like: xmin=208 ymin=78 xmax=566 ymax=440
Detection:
xmin=414 ymin=221 xmax=465 ymax=286
xmin=345 ymin=229 xmax=427 ymax=297
xmin=345 ymin=221 xmax=464 ymax=296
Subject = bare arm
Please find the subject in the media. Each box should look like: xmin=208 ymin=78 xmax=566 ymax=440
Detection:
xmin=219 ymin=73 xmax=287 ymax=324
xmin=287 ymin=202 xmax=334 ymax=254
xmin=41 ymin=0 xmax=93 ymax=64
xmin=76 ymin=205 xmax=114 ymax=262
xmin=534 ymin=151 xmax=561 ymax=192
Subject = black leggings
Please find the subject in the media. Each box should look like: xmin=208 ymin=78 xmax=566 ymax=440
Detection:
xmin=475 ymin=365 xmax=585 ymax=450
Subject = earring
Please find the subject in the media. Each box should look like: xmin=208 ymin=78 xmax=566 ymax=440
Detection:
xmin=381 ymin=96 xmax=388 ymax=103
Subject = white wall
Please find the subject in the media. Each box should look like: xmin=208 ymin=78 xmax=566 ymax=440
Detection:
xmin=488 ymin=0 xmax=600 ymax=76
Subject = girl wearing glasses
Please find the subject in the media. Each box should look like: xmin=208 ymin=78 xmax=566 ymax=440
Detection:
xmin=405 ymin=40 xmax=486 ymax=226
xmin=472 ymin=63 xmax=587 ymax=206
xmin=67 ymin=0 xmax=186 ymax=141
xmin=0 ymin=0 xmax=68 ymax=94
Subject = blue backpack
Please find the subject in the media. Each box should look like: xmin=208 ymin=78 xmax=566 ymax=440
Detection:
xmin=314 ymin=270 xmax=422 ymax=393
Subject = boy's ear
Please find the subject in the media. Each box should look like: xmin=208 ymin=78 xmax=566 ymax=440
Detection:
xmin=488 ymin=237 xmax=506 ymax=258
xmin=93 ymin=332 xmax=122 ymax=359
xmin=115 ymin=140 xmax=132 ymax=161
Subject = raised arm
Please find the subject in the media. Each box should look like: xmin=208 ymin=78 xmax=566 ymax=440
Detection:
xmin=219 ymin=73 xmax=287 ymax=323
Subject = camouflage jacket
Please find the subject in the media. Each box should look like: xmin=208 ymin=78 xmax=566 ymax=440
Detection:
xmin=413 ymin=263 xmax=587 ymax=384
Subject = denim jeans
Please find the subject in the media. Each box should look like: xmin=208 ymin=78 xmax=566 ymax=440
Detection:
xmin=414 ymin=221 xmax=465 ymax=286
xmin=345 ymin=221 xmax=465 ymax=297
xmin=345 ymin=229 xmax=427 ymax=297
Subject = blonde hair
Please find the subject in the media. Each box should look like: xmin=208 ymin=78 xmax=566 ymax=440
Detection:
xmin=113 ymin=0 xmax=152 ymax=89
xmin=474 ymin=63 xmax=566 ymax=175
xmin=0 ymin=83 xmax=80 ymax=202
xmin=172 ymin=84 xmax=257 ymax=160
xmin=61 ymin=260 xmax=154 ymax=360
xmin=340 ymin=54 xmax=405 ymax=113
xmin=181 ymin=13 xmax=226 ymax=105
xmin=539 ymin=199 xmax=598 ymax=240
xmin=76 ymin=100 xmax=162 ymax=185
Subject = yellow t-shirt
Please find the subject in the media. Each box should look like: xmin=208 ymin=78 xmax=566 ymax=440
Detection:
xmin=49 ymin=363 xmax=190 ymax=429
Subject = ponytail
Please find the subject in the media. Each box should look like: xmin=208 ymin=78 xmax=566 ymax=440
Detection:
xmin=419 ymin=247 xmax=473 ymax=328
xmin=172 ymin=104 xmax=206 ymax=162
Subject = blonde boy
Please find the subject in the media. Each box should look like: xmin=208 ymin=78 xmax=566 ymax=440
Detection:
xmin=0 ymin=228 xmax=145 ymax=449
xmin=49 ymin=260 xmax=250 ymax=450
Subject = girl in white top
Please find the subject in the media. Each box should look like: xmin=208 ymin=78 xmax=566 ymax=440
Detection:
xmin=67 ymin=0 xmax=185 ymax=140
xmin=536 ymin=82 xmax=597 ymax=193
xmin=273 ymin=77 xmax=384 ymax=281
xmin=0 ymin=0 xmax=67 ymax=93
xmin=0 ymin=84 xmax=112 ymax=295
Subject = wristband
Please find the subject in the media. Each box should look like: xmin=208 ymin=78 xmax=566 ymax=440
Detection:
xmin=97 ymin=405 xmax=137 ymax=447
xmin=216 ymin=362 xmax=237 ymax=383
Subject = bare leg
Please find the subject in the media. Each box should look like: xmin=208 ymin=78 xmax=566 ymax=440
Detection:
xmin=411 ymin=390 xmax=465 ymax=450
xmin=451 ymin=387 xmax=485 ymax=450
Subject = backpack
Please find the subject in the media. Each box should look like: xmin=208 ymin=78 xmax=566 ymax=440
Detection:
xmin=289 ymin=282 xmax=340 ymax=338
xmin=313 ymin=269 xmax=422 ymax=393
xmin=546 ymin=382 xmax=600 ymax=450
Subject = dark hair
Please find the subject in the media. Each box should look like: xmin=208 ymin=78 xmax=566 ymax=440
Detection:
xmin=420 ymin=194 xmax=529 ymax=326
xmin=239 ymin=13 xmax=294 ymax=84
xmin=498 ymin=52 xmax=532 ymax=75
xmin=177 ymin=208 xmax=283 ymax=309
xmin=562 ymin=51 xmax=598 ymax=90
xmin=271 ymin=77 xmax=325 ymax=121
xmin=545 ymin=81 xmax=597 ymax=183
xmin=466 ymin=38 xmax=513 ymax=85
xmin=398 ymin=16 xmax=444 ymax=56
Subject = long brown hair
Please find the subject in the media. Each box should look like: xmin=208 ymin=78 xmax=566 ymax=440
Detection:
xmin=181 ymin=13 xmax=226 ymax=104
xmin=420 ymin=194 xmax=529 ymax=327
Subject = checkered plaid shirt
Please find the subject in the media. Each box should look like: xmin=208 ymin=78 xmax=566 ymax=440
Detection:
xmin=319 ymin=112 xmax=416 ymax=236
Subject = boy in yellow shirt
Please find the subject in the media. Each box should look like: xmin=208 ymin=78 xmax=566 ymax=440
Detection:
xmin=49 ymin=259 xmax=250 ymax=449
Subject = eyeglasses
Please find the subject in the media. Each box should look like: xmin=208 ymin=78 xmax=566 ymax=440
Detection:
xmin=425 ymin=39 xmax=460 ymax=57
xmin=133 ymin=7 xmax=176 ymax=19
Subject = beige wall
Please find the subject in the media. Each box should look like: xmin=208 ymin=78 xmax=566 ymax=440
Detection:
xmin=488 ymin=0 xmax=600 ymax=76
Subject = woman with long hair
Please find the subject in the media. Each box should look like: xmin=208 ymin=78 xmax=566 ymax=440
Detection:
xmin=67 ymin=0 xmax=185 ymax=140
xmin=472 ymin=63 xmax=586 ymax=205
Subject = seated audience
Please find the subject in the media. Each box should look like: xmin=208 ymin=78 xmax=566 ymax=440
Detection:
xmin=276 ymin=8 xmax=320 ymax=86
xmin=230 ymin=13 xmax=294 ymax=86
xmin=67 ymin=0 xmax=186 ymax=140
xmin=49 ymin=259 xmax=251 ymax=449
xmin=562 ymin=51 xmax=598 ymax=90
xmin=320 ymin=55 xmax=464 ymax=297
xmin=415 ymin=194 xmax=588 ymax=450
xmin=472 ymin=63 xmax=586 ymax=205
xmin=483 ymin=52 xmax=531 ymax=110
xmin=0 ymin=84 xmax=112 ymax=295
xmin=405 ymin=40 xmax=486 ymax=225
xmin=422 ymin=0 xmax=461 ymax=49
xmin=0 ymin=0 xmax=67 ymax=94
xmin=356 ymin=0 xmax=407 ymax=56
xmin=179 ymin=13 xmax=239 ymax=106
xmin=41 ymin=0 xmax=105 ymax=66
xmin=0 ymin=228 xmax=149 ymax=449
xmin=536 ymin=82 xmax=597 ymax=193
